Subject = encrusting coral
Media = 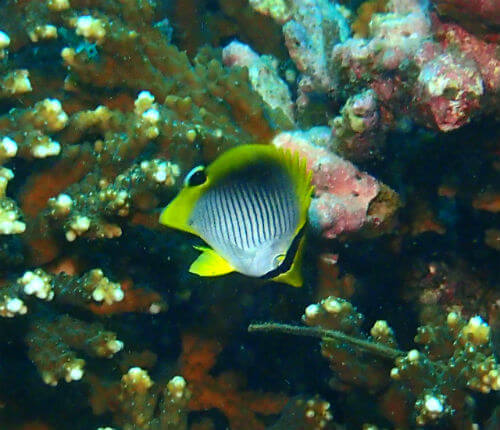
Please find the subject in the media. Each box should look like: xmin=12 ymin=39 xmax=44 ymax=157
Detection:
xmin=250 ymin=0 xmax=500 ymax=159
xmin=272 ymin=127 xmax=400 ymax=238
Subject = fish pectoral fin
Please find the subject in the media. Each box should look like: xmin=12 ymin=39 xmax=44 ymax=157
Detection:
xmin=189 ymin=246 xmax=235 ymax=277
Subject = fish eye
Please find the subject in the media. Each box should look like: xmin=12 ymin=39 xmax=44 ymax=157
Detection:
xmin=184 ymin=165 xmax=207 ymax=187
xmin=272 ymin=253 xmax=286 ymax=269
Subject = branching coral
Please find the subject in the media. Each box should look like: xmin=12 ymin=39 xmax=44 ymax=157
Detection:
xmin=111 ymin=369 xmax=190 ymax=430
xmin=0 ymin=265 xmax=167 ymax=389
xmin=268 ymin=396 xmax=334 ymax=430
xmin=250 ymin=296 xmax=500 ymax=428
xmin=179 ymin=333 xmax=288 ymax=430
xmin=0 ymin=0 xmax=497 ymax=428
xmin=26 ymin=315 xmax=124 ymax=386
xmin=0 ymin=0 xmax=297 ymax=423
xmin=0 ymin=0 xmax=294 ymax=269
xmin=90 ymin=367 xmax=191 ymax=430
xmin=0 ymin=268 xmax=135 ymax=318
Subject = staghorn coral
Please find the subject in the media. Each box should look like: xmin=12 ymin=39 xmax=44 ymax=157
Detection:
xmin=179 ymin=333 xmax=288 ymax=430
xmin=0 ymin=265 xmax=166 ymax=388
xmin=0 ymin=24 xmax=32 ymax=99
xmin=26 ymin=315 xmax=124 ymax=386
xmin=88 ymin=367 xmax=190 ymax=430
xmin=268 ymin=396 xmax=335 ymax=430
xmin=0 ymin=267 xmax=154 ymax=318
xmin=41 ymin=156 xmax=181 ymax=242
xmin=104 ymin=368 xmax=190 ymax=430
xmin=250 ymin=295 xmax=500 ymax=428
xmin=303 ymin=297 xmax=397 ymax=392
xmin=0 ymin=2 xmax=297 ymax=414
xmin=1 ymin=98 xmax=67 ymax=159
xmin=0 ymin=0 xmax=294 ymax=273
xmin=0 ymin=164 xmax=25 ymax=235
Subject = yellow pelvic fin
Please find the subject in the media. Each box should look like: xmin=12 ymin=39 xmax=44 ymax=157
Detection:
xmin=189 ymin=246 xmax=235 ymax=277
xmin=271 ymin=235 xmax=306 ymax=288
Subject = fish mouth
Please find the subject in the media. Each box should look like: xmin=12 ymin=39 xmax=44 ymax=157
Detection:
xmin=259 ymin=227 xmax=305 ymax=280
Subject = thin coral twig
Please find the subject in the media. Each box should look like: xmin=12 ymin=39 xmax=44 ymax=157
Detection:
xmin=248 ymin=323 xmax=405 ymax=360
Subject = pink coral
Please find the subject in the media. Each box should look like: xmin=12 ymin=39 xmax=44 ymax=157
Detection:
xmin=415 ymin=52 xmax=483 ymax=131
xmin=249 ymin=0 xmax=498 ymax=135
xmin=332 ymin=0 xmax=432 ymax=79
xmin=332 ymin=89 xmax=386 ymax=161
xmin=435 ymin=18 xmax=500 ymax=93
xmin=272 ymin=128 xmax=380 ymax=238
xmin=331 ymin=0 xmax=487 ymax=132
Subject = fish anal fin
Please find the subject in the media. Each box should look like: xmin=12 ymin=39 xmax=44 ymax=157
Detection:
xmin=272 ymin=268 xmax=303 ymax=287
xmin=271 ymin=235 xmax=306 ymax=287
xmin=189 ymin=246 xmax=235 ymax=277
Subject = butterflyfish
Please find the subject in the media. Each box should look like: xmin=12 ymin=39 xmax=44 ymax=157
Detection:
xmin=159 ymin=144 xmax=313 ymax=287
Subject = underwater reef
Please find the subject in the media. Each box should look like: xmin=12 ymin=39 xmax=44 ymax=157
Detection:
xmin=0 ymin=0 xmax=498 ymax=429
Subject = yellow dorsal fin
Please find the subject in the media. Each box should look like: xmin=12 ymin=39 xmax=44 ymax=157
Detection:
xmin=279 ymin=147 xmax=314 ymax=236
xmin=203 ymin=144 xmax=277 ymax=183
xmin=189 ymin=246 xmax=235 ymax=277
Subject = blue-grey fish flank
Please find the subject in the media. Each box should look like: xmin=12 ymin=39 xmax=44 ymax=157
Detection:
xmin=190 ymin=166 xmax=298 ymax=276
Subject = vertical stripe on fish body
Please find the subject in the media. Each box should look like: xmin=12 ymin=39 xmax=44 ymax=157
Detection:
xmin=159 ymin=144 xmax=313 ymax=286
xmin=190 ymin=163 xmax=299 ymax=277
